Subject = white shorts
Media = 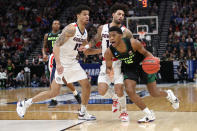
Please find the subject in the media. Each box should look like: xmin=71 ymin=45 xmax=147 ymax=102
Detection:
xmin=54 ymin=60 xmax=87 ymax=84
xmin=98 ymin=60 xmax=123 ymax=85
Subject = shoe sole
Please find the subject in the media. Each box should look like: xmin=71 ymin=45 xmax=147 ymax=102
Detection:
xmin=78 ymin=117 xmax=96 ymax=121
xmin=138 ymin=119 xmax=155 ymax=123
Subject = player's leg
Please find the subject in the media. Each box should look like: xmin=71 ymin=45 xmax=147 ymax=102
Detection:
xmin=113 ymin=61 xmax=129 ymax=121
xmin=48 ymin=54 xmax=58 ymax=107
xmin=146 ymin=74 xmax=179 ymax=109
xmin=16 ymin=79 xmax=61 ymax=118
xmin=78 ymin=78 xmax=96 ymax=120
xmin=62 ymin=78 xmax=81 ymax=104
xmin=124 ymin=79 xmax=155 ymax=123
xmin=98 ymin=63 xmax=119 ymax=112
xmin=114 ymin=83 xmax=129 ymax=122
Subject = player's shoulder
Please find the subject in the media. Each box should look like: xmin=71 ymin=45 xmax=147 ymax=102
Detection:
xmin=97 ymin=25 xmax=104 ymax=31
xmin=62 ymin=23 xmax=76 ymax=36
xmin=65 ymin=23 xmax=76 ymax=30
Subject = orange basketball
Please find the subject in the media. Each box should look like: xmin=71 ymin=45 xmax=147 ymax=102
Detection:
xmin=142 ymin=57 xmax=160 ymax=74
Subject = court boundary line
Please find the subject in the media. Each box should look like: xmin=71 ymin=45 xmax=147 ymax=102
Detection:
xmin=60 ymin=120 xmax=87 ymax=131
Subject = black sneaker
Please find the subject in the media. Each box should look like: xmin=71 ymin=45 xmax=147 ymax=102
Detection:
xmin=48 ymin=99 xmax=58 ymax=108
xmin=74 ymin=93 xmax=81 ymax=104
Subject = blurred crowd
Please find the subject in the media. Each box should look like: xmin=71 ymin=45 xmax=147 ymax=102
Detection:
xmin=0 ymin=0 xmax=166 ymax=88
xmin=162 ymin=0 xmax=197 ymax=61
xmin=0 ymin=0 xmax=62 ymax=87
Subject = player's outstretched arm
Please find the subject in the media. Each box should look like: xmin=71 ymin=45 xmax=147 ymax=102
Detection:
xmin=81 ymin=25 xmax=103 ymax=55
xmin=131 ymin=38 xmax=153 ymax=58
xmin=42 ymin=33 xmax=48 ymax=61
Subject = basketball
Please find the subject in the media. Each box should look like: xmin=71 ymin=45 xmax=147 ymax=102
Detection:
xmin=142 ymin=57 xmax=160 ymax=74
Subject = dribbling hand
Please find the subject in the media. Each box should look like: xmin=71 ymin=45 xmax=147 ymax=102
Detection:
xmin=56 ymin=64 xmax=64 ymax=75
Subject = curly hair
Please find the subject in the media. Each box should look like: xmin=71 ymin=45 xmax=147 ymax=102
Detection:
xmin=110 ymin=3 xmax=128 ymax=15
xmin=75 ymin=5 xmax=90 ymax=15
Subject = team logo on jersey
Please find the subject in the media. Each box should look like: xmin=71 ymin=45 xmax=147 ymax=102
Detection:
xmin=114 ymin=52 xmax=118 ymax=55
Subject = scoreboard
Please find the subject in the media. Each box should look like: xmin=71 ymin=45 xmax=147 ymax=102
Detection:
xmin=137 ymin=0 xmax=149 ymax=8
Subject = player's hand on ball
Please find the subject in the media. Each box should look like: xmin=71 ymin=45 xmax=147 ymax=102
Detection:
xmin=43 ymin=54 xmax=48 ymax=62
xmin=57 ymin=64 xmax=64 ymax=75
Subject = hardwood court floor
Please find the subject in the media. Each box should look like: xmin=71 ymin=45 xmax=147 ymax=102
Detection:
xmin=0 ymin=83 xmax=197 ymax=130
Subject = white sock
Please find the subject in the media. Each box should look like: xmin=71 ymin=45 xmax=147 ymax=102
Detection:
xmin=73 ymin=90 xmax=78 ymax=96
xmin=118 ymin=96 xmax=127 ymax=113
xmin=51 ymin=97 xmax=56 ymax=100
xmin=143 ymin=107 xmax=151 ymax=115
xmin=80 ymin=104 xmax=87 ymax=113
xmin=26 ymin=98 xmax=33 ymax=107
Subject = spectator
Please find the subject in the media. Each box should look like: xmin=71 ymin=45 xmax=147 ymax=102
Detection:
xmin=194 ymin=39 xmax=197 ymax=50
xmin=177 ymin=62 xmax=188 ymax=83
xmin=24 ymin=59 xmax=31 ymax=87
xmin=31 ymin=74 xmax=40 ymax=87
xmin=40 ymin=74 xmax=49 ymax=87
xmin=15 ymin=70 xmax=25 ymax=87
xmin=32 ymin=56 xmax=40 ymax=66
xmin=6 ymin=59 xmax=15 ymax=87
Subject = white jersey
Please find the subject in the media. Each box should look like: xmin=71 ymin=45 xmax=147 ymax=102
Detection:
xmin=60 ymin=23 xmax=87 ymax=66
xmin=101 ymin=24 xmax=126 ymax=57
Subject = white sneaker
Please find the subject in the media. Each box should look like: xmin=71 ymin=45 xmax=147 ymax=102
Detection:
xmin=16 ymin=99 xmax=29 ymax=118
xmin=119 ymin=112 xmax=129 ymax=122
xmin=166 ymin=90 xmax=179 ymax=109
xmin=78 ymin=111 xmax=96 ymax=121
xmin=112 ymin=99 xmax=119 ymax=113
xmin=138 ymin=111 xmax=155 ymax=123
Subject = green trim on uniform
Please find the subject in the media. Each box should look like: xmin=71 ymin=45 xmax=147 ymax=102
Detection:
xmin=124 ymin=74 xmax=129 ymax=80
xmin=147 ymin=73 xmax=157 ymax=83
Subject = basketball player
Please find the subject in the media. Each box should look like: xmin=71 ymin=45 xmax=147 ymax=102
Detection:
xmin=42 ymin=20 xmax=81 ymax=107
xmin=80 ymin=3 xmax=132 ymax=122
xmin=105 ymin=26 xmax=179 ymax=123
xmin=17 ymin=5 xmax=96 ymax=120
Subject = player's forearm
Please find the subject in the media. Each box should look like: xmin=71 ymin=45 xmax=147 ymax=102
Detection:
xmin=53 ymin=45 xmax=61 ymax=65
xmin=144 ymin=51 xmax=153 ymax=58
xmin=42 ymin=48 xmax=47 ymax=56
xmin=84 ymin=48 xmax=101 ymax=55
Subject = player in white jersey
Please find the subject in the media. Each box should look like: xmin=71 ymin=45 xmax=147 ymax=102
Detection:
xmin=42 ymin=20 xmax=81 ymax=108
xmin=80 ymin=3 xmax=133 ymax=122
xmin=16 ymin=5 xmax=96 ymax=121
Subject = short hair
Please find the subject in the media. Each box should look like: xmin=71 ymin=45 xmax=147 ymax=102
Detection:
xmin=109 ymin=26 xmax=123 ymax=34
xmin=52 ymin=20 xmax=60 ymax=24
xmin=110 ymin=3 xmax=128 ymax=15
xmin=75 ymin=5 xmax=90 ymax=15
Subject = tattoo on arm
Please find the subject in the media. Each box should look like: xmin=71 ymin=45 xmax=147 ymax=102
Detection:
xmin=89 ymin=25 xmax=102 ymax=47
xmin=55 ymin=25 xmax=75 ymax=47
xmin=124 ymin=28 xmax=133 ymax=39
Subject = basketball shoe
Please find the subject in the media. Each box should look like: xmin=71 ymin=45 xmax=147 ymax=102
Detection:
xmin=119 ymin=112 xmax=129 ymax=122
xmin=138 ymin=110 xmax=155 ymax=123
xmin=16 ymin=99 xmax=30 ymax=118
xmin=112 ymin=99 xmax=119 ymax=113
xmin=48 ymin=99 xmax=58 ymax=108
xmin=78 ymin=110 xmax=96 ymax=121
xmin=166 ymin=90 xmax=179 ymax=109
